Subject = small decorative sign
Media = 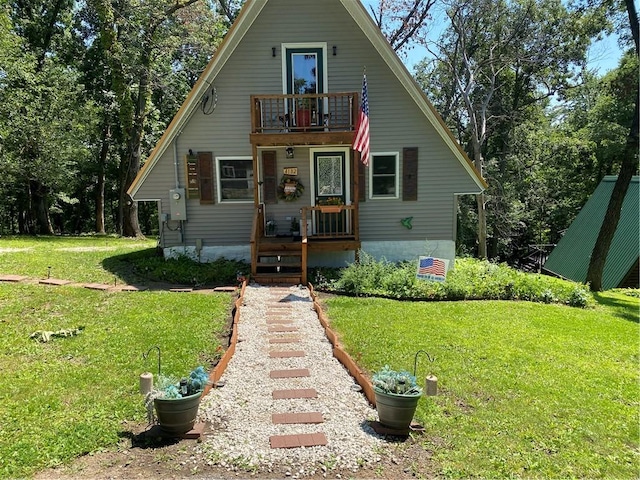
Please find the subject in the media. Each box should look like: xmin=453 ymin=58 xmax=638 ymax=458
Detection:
xmin=185 ymin=155 xmax=199 ymax=199
xmin=283 ymin=167 xmax=298 ymax=176
xmin=416 ymin=256 xmax=449 ymax=282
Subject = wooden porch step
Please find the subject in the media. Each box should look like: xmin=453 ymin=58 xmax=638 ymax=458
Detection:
xmin=256 ymin=262 xmax=302 ymax=268
xmin=258 ymin=250 xmax=301 ymax=257
xmin=253 ymin=273 xmax=302 ymax=285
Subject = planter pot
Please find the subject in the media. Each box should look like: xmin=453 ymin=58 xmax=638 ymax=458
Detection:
xmin=319 ymin=205 xmax=342 ymax=214
xmin=296 ymin=109 xmax=311 ymax=128
xmin=374 ymin=388 xmax=421 ymax=430
xmin=154 ymin=391 xmax=202 ymax=435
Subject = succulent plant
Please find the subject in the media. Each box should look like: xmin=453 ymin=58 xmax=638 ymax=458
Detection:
xmin=372 ymin=365 xmax=422 ymax=395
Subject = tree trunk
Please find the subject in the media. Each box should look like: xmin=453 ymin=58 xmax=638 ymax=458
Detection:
xmin=585 ymin=0 xmax=639 ymax=291
xmin=96 ymin=123 xmax=109 ymax=234
xmin=119 ymin=46 xmax=152 ymax=239
xmin=29 ymin=180 xmax=54 ymax=235
xmin=471 ymin=138 xmax=488 ymax=258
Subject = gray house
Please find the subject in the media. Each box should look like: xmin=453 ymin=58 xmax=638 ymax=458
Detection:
xmin=128 ymin=0 xmax=486 ymax=284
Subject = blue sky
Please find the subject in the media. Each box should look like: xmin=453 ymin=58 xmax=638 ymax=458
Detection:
xmin=360 ymin=0 xmax=629 ymax=75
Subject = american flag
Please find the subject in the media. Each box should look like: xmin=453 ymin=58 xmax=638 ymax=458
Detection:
xmin=353 ymin=73 xmax=370 ymax=166
xmin=419 ymin=257 xmax=446 ymax=276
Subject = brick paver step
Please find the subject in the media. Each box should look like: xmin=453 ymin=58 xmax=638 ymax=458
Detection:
xmin=39 ymin=278 xmax=72 ymax=286
xmin=266 ymin=318 xmax=293 ymax=324
xmin=269 ymin=350 xmax=305 ymax=358
xmin=272 ymin=412 xmax=324 ymax=424
xmin=0 ymin=275 xmax=28 ymax=282
xmin=272 ymin=388 xmax=317 ymax=399
xmin=83 ymin=283 xmax=112 ymax=291
xmin=268 ymin=325 xmax=298 ymax=332
xmin=269 ymin=336 xmax=300 ymax=344
xmin=269 ymin=432 xmax=328 ymax=449
xmin=269 ymin=368 xmax=310 ymax=379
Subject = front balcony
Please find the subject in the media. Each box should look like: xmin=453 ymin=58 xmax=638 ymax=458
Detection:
xmin=249 ymin=92 xmax=359 ymax=146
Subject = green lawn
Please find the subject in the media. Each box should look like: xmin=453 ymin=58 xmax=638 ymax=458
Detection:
xmin=0 ymin=235 xmax=157 ymax=284
xmin=0 ymin=283 xmax=232 ymax=479
xmin=325 ymin=292 xmax=639 ymax=478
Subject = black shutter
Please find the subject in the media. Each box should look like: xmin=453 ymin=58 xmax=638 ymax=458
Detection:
xmin=197 ymin=151 xmax=214 ymax=204
xmin=403 ymin=147 xmax=418 ymax=201
xmin=262 ymin=151 xmax=277 ymax=204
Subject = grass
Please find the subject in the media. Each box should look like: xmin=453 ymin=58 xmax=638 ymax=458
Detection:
xmin=324 ymin=291 xmax=639 ymax=478
xmin=0 ymin=237 xmax=234 ymax=479
xmin=0 ymin=235 xmax=249 ymax=286
xmin=0 ymin=235 xmax=157 ymax=284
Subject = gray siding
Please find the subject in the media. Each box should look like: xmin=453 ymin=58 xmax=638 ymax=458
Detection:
xmin=136 ymin=0 xmax=480 ymax=249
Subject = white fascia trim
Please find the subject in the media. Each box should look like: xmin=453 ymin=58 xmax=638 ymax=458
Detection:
xmin=129 ymin=0 xmax=268 ymax=198
xmin=340 ymin=0 xmax=485 ymax=193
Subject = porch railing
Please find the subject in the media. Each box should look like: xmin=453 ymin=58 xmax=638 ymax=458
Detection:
xmin=251 ymin=93 xmax=359 ymax=134
xmin=301 ymin=205 xmax=358 ymax=240
xmin=250 ymin=205 xmax=265 ymax=278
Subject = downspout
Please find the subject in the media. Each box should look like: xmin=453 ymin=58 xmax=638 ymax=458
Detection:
xmin=173 ymin=135 xmax=180 ymax=189
xmin=173 ymin=134 xmax=184 ymax=244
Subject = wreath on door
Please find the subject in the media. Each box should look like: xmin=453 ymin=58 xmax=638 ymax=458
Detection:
xmin=277 ymin=175 xmax=304 ymax=202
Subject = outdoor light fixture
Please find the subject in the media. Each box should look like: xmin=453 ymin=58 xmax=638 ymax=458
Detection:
xmin=272 ymin=47 xmax=276 ymax=57
xmin=285 ymin=147 xmax=294 ymax=158
xmin=333 ymin=45 xmax=337 ymax=56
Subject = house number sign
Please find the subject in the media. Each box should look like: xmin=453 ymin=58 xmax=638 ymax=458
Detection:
xmin=283 ymin=167 xmax=298 ymax=176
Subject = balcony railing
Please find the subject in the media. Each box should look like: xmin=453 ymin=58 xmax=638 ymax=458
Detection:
xmin=251 ymin=93 xmax=358 ymax=134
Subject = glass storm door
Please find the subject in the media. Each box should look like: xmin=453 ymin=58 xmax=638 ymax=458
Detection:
xmin=314 ymin=152 xmax=346 ymax=205
xmin=313 ymin=152 xmax=348 ymax=235
xmin=286 ymin=48 xmax=324 ymax=127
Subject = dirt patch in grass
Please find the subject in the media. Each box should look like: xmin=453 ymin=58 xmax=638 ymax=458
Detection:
xmin=34 ymin=423 xmax=436 ymax=479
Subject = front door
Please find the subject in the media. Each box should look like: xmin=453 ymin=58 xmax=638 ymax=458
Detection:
xmin=313 ymin=151 xmax=349 ymax=235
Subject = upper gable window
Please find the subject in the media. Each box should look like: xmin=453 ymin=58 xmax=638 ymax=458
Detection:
xmin=216 ymin=157 xmax=254 ymax=203
xmin=283 ymin=44 xmax=327 ymax=95
xmin=369 ymin=153 xmax=399 ymax=199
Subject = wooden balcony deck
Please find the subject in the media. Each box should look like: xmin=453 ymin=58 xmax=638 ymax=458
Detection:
xmin=250 ymin=92 xmax=358 ymax=146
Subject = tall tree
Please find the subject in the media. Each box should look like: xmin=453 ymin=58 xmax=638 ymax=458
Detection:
xmin=418 ymin=0 xmax=596 ymax=258
xmin=586 ymin=0 xmax=639 ymax=291
xmin=90 ymin=0 xmax=232 ymax=237
xmin=1 ymin=0 xmax=96 ymax=234
xmin=368 ymin=0 xmax=437 ymax=53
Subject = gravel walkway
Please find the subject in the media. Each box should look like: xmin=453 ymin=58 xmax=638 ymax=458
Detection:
xmin=197 ymin=284 xmax=385 ymax=476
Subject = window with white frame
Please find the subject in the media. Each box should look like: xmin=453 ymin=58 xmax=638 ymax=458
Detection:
xmin=369 ymin=153 xmax=399 ymax=198
xmin=217 ymin=157 xmax=254 ymax=202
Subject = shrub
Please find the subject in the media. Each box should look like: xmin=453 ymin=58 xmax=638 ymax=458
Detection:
xmin=321 ymin=253 xmax=593 ymax=308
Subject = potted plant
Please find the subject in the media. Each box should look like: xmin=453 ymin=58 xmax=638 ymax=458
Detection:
xmin=318 ymin=197 xmax=343 ymax=213
xmin=290 ymin=217 xmax=300 ymax=237
xmin=296 ymin=97 xmax=314 ymax=128
xmin=372 ymin=365 xmax=422 ymax=430
xmin=145 ymin=366 xmax=209 ymax=435
xmin=265 ymin=218 xmax=277 ymax=237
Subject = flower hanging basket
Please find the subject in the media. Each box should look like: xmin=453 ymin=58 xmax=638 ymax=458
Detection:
xmin=277 ymin=175 xmax=304 ymax=202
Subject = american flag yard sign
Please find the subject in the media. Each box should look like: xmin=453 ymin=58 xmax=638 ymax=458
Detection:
xmin=416 ymin=256 xmax=449 ymax=282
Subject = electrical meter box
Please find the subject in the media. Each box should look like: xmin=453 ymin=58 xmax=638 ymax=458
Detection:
xmin=169 ymin=188 xmax=187 ymax=220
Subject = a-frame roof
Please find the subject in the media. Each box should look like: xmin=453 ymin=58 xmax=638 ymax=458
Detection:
xmin=544 ymin=176 xmax=639 ymax=290
xmin=128 ymin=0 xmax=487 ymax=197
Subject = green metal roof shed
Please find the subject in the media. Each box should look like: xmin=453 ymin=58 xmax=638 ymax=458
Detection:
xmin=544 ymin=176 xmax=639 ymax=290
